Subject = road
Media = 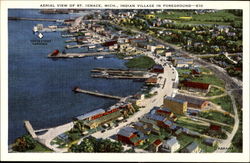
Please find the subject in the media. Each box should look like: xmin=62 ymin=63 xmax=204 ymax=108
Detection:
xmin=92 ymin=54 xmax=177 ymax=139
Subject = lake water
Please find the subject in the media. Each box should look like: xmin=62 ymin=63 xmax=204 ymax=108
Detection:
xmin=8 ymin=9 xmax=143 ymax=144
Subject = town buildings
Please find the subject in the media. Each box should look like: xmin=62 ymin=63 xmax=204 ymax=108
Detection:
xmin=163 ymin=96 xmax=188 ymax=115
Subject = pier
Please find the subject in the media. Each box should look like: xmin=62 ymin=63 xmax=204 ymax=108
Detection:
xmin=24 ymin=121 xmax=37 ymax=139
xmin=9 ymin=17 xmax=58 ymax=22
xmin=73 ymin=87 xmax=123 ymax=100
xmin=91 ymin=68 xmax=147 ymax=73
xmin=48 ymin=51 xmax=116 ymax=58
xmin=91 ymin=74 xmax=148 ymax=79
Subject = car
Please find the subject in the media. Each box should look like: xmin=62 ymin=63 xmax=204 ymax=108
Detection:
xmin=101 ymin=130 xmax=106 ymax=133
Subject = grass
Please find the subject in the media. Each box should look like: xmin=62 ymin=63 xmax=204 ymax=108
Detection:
xmin=210 ymin=95 xmax=234 ymax=114
xmin=125 ymin=56 xmax=155 ymax=69
xmin=190 ymin=74 xmax=225 ymax=88
xmin=177 ymin=134 xmax=216 ymax=153
xmin=198 ymin=111 xmax=234 ymax=126
xmin=206 ymin=86 xmax=224 ymax=97
xmin=176 ymin=117 xmax=209 ymax=133
xmin=155 ymin=10 xmax=241 ymax=26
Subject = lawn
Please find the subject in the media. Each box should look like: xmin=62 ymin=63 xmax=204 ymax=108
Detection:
xmin=125 ymin=56 xmax=155 ymax=69
xmin=155 ymin=10 xmax=242 ymax=26
xmin=176 ymin=117 xmax=209 ymax=133
xmin=210 ymin=95 xmax=234 ymax=114
xmin=177 ymin=134 xmax=216 ymax=153
xmin=206 ymin=86 xmax=224 ymax=97
xmin=198 ymin=111 xmax=234 ymax=126
xmin=190 ymin=74 xmax=225 ymax=88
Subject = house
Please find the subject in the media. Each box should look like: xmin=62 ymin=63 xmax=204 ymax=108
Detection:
xmin=161 ymin=137 xmax=180 ymax=153
xmin=203 ymin=138 xmax=217 ymax=147
xmin=163 ymin=96 xmax=188 ymax=115
xmin=209 ymin=124 xmax=221 ymax=131
xmin=139 ymin=117 xmax=161 ymax=135
xmin=191 ymin=67 xmax=202 ymax=75
xmin=182 ymin=142 xmax=201 ymax=153
xmin=151 ymin=64 xmax=164 ymax=73
xmin=145 ymin=77 xmax=158 ymax=85
xmin=180 ymin=81 xmax=211 ymax=93
xmin=172 ymin=57 xmax=193 ymax=68
xmin=117 ymin=127 xmax=143 ymax=146
xmin=150 ymin=139 xmax=163 ymax=152
xmin=133 ymin=122 xmax=151 ymax=135
xmin=156 ymin=108 xmax=177 ymax=121
xmin=174 ymin=94 xmax=209 ymax=110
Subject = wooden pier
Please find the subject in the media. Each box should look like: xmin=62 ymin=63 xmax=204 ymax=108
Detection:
xmin=91 ymin=74 xmax=148 ymax=79
xmin=91 ymin=68 xmax=147 ymax=73
xmin=73 ymin=87 xmax=123 ymax=100
xmin=48 ymin=52 xmax=116 ymax=58
xmin=24 ymin=121 xmax=37 ymax=139
xmin=9 ymin=17 xmax=58 ymax=22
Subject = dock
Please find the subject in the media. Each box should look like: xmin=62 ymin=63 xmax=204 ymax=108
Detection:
xmin=9 ymin=17 xmax=58 ymax=22
xmin=91 ymin=68 xmax=147 ymax=73
xmin=24 ymin=121 xmax=37 ymax=139
xmin=48 ymin=51 xmax=116 ymax=58
xmin=91 ymin=74 xmax=148 ymax=79
xmin=73 ymin=87 xmax=123 ymax=100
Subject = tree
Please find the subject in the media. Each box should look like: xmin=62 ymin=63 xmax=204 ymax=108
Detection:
xmin=69 ymin=138 xmax=94 ymax=152
xmin=12 ymin=135 xmax=36 ymax=152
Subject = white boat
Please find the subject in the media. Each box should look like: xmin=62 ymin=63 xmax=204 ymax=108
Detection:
xmin=95 ymin=56 xmax=104 ymax=59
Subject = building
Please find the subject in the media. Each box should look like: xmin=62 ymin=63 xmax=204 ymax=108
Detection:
xmin=145 ymin=77 xmax=158 ymax=85
xmin=117 ymin=127 xmax=143 ymax=146
xmin=163 ymin=96 xmax=188 ymax=115
xmin=75 ymin=109 xmax=106 ymax=121
xmin=139 ymin=117 xmax=161 ymax=135
xmin=133 ymin=122 xmax=151 ymax=135
xmin=180 ymin=81 xmax=210 ymax=93
xmin=182 ymin=142 xmax=201 ymax=153
xmin=151 ymin=64 xmax=164 ymax=73
xmin=175 ymin=94 xmax=209 ymax=109
xmin=161 ymin=137 xmax=180 ymax=153
xmin=156 ymin=108 xmax=177 ymax=121
xmin=203 ymin=138 xmax=217 ymax=147
xmin=172 ymin=57 xmax=193 ymax=68
xmin=150 ymin=139 xmax=163 ymax=152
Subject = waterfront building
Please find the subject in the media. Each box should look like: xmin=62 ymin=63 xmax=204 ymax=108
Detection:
xmin=145 ymin=77 xmax=158 ymax=85
xmin=151 ymin=64 xmax=164 ymax=73
xmin=163 ymin=96 xmax=188 ymax=115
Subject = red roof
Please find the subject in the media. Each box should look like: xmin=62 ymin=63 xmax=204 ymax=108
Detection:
xmin=153 ymin=139 xmax=162 ymax=146
xmin=145 ymin=78 xmax=157 ymax=84
xmin=181 ymin=81 xmax=210 ymax=90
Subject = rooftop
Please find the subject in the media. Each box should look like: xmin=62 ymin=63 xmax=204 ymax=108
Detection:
xmin=117 ymin=126 xmax=137 ymax=137
xmin=76 ymin=109 xmax=105 ymax=120
xmin=175 ymin=94 xmax=207 ymax=106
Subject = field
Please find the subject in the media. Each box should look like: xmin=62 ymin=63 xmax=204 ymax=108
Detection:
xmin=155 ymin=10 xmax=242 ymax=26
xmin=206 ymin=87 xmax=225 ymax=97
xmin=210 ymin=95 xmax=234 ymax=114
xmin=198 ymin=111 xmax=234 ymax=126
xmin=125 ymin=56 xmax=155 ymax=69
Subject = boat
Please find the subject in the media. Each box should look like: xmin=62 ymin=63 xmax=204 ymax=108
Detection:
xmin=95 ymin=56 xmax=104 ymax=59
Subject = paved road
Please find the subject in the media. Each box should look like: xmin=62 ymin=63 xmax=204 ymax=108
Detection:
xmin=92 ymin=55 xmax=177 ymax=139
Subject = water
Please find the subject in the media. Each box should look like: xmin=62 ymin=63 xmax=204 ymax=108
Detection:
xmin=8 ymin=9 xmax=143 ymax=144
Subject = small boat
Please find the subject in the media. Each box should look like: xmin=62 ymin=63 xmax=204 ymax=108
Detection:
xmin=95 ymin=56 xmax=104 ymax=59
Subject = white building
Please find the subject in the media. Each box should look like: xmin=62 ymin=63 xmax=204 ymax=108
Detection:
xmin=161 ymin=137 xmax=180 ymax=153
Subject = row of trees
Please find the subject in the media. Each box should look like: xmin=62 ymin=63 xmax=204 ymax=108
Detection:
xmin=69 ymin=137 xmax=124 ymax=152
